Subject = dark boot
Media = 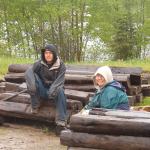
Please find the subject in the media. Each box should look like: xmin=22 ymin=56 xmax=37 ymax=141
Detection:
xmin=55 ymin=120 xmax=67 ymax=135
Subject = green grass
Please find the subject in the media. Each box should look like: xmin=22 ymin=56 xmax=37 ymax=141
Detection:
xmin=0 ymin=56 xmax=34 ymax=79
xmin=136 ymin=97 xmax=150 ymax=106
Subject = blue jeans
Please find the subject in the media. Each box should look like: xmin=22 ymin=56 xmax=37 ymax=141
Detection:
xmin=25 ymin=68 xmax=67 ymax=122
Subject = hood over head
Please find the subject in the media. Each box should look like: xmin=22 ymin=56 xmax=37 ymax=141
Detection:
xmin=93 ymin=66 xmax=113 ymax=89
xmin=41 ymin=44 xmax=57 ymax=64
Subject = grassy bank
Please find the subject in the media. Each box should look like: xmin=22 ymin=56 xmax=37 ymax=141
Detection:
xmin=0 ymin=56 xmax=34 ymax=79
xmin=69 ymin=59 xmax=150 ymax=72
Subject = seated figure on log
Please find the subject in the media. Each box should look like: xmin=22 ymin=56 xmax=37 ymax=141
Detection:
xmin=25 ymin=44 xmax=67 ymax=128
xmin=82 ymin=66 xmax=130 ymax=114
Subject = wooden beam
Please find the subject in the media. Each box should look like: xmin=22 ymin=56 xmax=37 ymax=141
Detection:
xmin=68 ymin=147 xmax=102 ymax=150
xmin=0 ymin=92 xmax=83 ymax=110
xmin=8 ymin=64 xmax=142 ymax=75
xmin=60 ymin=130 xmax=150 ymax=150
xmin=70 ymin=114 xmax=150 ymax=136
xmin=89 ymin=108 xmax=150 ymax=119
xmin=65 ymin=89 xmax=90 ymax=104
xmin=65 ymin=84 xmax=95 ymax=92
xmin=0 ymin=101 xmax=72 ymax=123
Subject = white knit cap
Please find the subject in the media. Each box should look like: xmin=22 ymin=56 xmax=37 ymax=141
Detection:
xmin=93 ymin=66 xmax=113 ymax=89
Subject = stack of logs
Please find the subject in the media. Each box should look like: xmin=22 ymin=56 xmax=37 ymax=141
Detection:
xmin=60 ymin=108 xmax=150 ymax=150
xmin=141 ymin=72 xmax=150 ymax=96
xmin=0 ymin=64 xmax=144 ymax=123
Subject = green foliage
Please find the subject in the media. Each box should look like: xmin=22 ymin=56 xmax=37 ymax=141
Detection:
xmin=0 ymin=0 xmax=149 ymax=62
xmin=111 ymin=14 xmax=137 ymax=60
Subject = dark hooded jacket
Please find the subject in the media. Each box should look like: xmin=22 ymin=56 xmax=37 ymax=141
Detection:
xmin=32 ymin=44 xmax=66 ymax=98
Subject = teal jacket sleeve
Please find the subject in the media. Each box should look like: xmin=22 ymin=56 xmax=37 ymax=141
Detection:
xmin=84 ymin=85 xmax=129 ymax=110
xmin=84 ymin=92 xmax=101 ymax=110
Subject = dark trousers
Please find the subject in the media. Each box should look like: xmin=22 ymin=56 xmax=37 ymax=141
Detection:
xmin=25 ymin=68 xmax=67 ymax=122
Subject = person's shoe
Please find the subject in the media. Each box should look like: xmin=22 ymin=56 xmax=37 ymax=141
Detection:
xmin=56 ymin=120 xmax=66 ymax=127
xmin=31 ymin=107 xmax=39 ymax=114
xmin=55 ymin=120 xmax=67 ymax=135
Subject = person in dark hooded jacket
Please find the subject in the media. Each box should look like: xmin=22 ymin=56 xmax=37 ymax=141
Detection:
xmin=81 ymin=66 xmax=129 ymax=114
xmin=25 ymin=44 xmax=67 ymax=127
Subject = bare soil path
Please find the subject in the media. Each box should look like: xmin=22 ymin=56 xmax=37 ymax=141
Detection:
xmin=0 ymin=121 xmax=67 ymax=150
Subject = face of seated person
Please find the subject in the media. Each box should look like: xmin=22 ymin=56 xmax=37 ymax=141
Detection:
xmin=44 ymin=50 xmax=53 ymax=64
xmin=95 ymin=74 xmax=106 ymax=87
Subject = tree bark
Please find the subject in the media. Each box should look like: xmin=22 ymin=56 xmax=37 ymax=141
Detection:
xmin=68 ymin=147 xmax=102 ymax=150
xmin=60 ymin=130 xmax=150 ymax=150
xmin=70 ymin=113 xmax=150 ymax=137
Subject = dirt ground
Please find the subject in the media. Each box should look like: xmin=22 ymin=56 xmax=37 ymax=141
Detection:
xmin=0 ymin=120 xmax=67 ymax=150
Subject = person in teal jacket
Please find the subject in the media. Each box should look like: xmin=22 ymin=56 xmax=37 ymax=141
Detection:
xmin=84 ymin=66 xmax=129 ymax=111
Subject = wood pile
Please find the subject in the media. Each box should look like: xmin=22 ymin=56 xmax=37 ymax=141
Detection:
xmin=4 ymin=64 xmax=143 ymax=105
xmin=60 ymin=108 xmax=150 ymax=150
xmin=0 ymin=82 xmax=84 ymax=123
xmin=0 ymin=64 xmax=145 ymax=123
xmin=141 ymin=73 xmax=150 ymax=96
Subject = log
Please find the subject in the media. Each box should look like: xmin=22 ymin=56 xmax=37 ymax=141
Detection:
xmin=132 ymin=106 xmax=150 ymax=112
xmin=127 ymin=86 xmax=141 ymax=95
xmin=0 ymin=101 xmax=72 ymax=123
xmin=0 ymin=79 xmax=5 ymax=83
xmin=0 ymin=85 xmax=5 ymax=93
xmin=0 ymin=116 xmax=4 ymax=125
xmin=130 ymin=74 xmax=141 ymax=86
xmin=66 ymin=65 xmax=143 ymax=75
xmin=0 ymin=81 xmax=26 ymax=92
xmin=4 ymin=72 xmax=132 ymax=85
xmin=0 ymin=93 xmax=83 ymax=110
xmin=142 ymin=84 xmax=150 ymax=96
xmin=8 ymin=64 xmax=32 ymax=73
xmin=0 ymin=92 xmax=31 ymax=103
xmin=5 ymin=82 xmax=20 ymax=91
xmin=128 ymin=95 xmax=136 ymax=106
xmin=65 ymin=74 xmax=93 ymax=84
xmin=0 ymin=82 xmax=5 ymax=86
xmin=8 ymin=64 xmax=143 ymax=75
xmin=110 ymin=66 xmax=143 ymax=74
xmin=0 ymin=82 xmax=90 ymax=105
xmin=135 ymin=93 xmax=143 ymax=103
xmin=70 ymin=114 xmax=150 ymax=137
xmin=141 ymin=73 xmax=150 ymax=84
xmin=65 ymin=89 xmax=90 ymax=104
xmin=60 ymin=130 xmax=150 ymax=150
xmin=68 ymin=147 xmax=102 ymax=150
xmin=89 ymin=108 xmax=150 ymax=119
xmin=65 ymin=84 xmax=95 ymax=92
xmin=4 ymin=73 xmax=25 ymax=83
xmin=0 ymin=101 xmax=55 ymax=122
xmin=4 ymin=72 xmax=136 ymax=97
xmin=67 ymin=99 xmax=83 ymax=111
xmin=65 ymin=74 xmax=133 ymax=85
xmin=142 ymin=78 xmax=149 ymax=84
xmin=0 ymin=89 xmax=27 ymax=101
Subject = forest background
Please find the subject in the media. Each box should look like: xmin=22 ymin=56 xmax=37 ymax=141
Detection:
xmin=0 ymin=0 xmax=150 ymax=62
